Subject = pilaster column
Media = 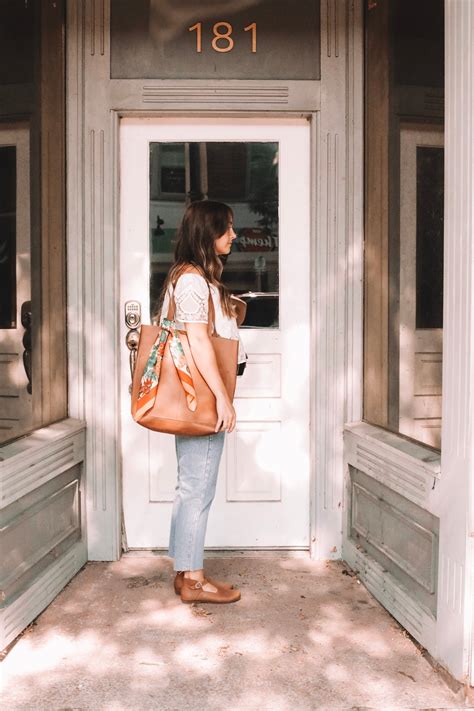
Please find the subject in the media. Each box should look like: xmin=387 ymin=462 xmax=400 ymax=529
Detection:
xmin=437 ymin=0 xmax=474 ymax=683
xmin=67 ymin=0 xmax=121 ymax=560
xmin=313 ymin=0 xmax=349 ymax=559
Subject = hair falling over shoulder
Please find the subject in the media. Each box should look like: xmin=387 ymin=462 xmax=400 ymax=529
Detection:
xmin=158 ymin=200 xmax=235 ymax=319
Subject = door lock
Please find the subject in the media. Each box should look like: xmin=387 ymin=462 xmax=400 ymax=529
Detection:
xmin=124 ymin=301 xmax=142 ymax=388
xmin=125 ymin=300 xmax=141 ymax=329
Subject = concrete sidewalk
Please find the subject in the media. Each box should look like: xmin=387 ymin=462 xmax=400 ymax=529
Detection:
xmin=0 ymin=555 xmax=471 ymax=710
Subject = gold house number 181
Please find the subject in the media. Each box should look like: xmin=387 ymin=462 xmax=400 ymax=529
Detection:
xmin=188 ymin=22 xmax=257 ymax=53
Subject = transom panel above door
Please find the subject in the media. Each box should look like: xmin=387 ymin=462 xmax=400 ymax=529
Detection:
xmin=120 ymin=118 xmax=311 ymax=549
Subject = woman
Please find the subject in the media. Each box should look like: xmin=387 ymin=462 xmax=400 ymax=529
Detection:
xmin=158 ymin=200 xmax=245 ymax=604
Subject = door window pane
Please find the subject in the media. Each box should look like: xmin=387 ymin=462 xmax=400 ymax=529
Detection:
xmin=0 ymin=0 xmax=67 ymax=445
xmin=149 ymin=141 xmax=279 ymax=328
xmin=416 ymin=146 xmax=444 ymax=329
xmin=0 ymin=146 xmax=16 ymax=329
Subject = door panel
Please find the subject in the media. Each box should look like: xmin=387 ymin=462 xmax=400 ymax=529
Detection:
xmin=120 ymin=118 xmax=310 ymax=548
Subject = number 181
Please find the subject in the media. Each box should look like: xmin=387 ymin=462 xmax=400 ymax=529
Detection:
xmin=188 ymin=22 xmax=257 ymax=53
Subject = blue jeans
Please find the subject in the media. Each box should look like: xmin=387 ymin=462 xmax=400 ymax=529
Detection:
xmin=168 ymin=431 xmax=225 ymax=571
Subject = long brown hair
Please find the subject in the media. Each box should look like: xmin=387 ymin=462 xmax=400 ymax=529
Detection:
xmin=159 ymin=200 xmax=235 ymax=319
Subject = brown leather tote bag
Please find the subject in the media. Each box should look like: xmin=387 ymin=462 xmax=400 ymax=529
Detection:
xmin=131 ymin=282 xmax=238 ymax=436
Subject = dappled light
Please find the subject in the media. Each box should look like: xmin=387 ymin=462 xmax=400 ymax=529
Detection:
xmin=1 ymin=556 xmax=461 ymax=710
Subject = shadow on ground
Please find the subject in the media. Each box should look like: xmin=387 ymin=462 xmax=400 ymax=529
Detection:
xmin=0 ymin=557 xmax=468 ymax=711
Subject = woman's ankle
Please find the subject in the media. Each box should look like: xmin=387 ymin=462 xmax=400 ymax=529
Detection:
xmin=183 ymin=569 xmax=204 ymax=581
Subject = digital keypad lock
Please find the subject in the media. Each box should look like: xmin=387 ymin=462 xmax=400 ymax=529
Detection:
xmin=124 ymin=300 xmax=141 ymax=329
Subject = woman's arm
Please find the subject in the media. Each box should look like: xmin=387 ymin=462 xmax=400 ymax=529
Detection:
xmin=185 ymin=322 xmax=236 ymax=433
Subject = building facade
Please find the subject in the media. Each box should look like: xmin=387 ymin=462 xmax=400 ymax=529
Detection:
xmin=0 ymin=0 xmax=473 ymax=688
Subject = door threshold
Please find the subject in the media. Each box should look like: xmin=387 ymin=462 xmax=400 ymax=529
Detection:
xmin=122 ymin=548 xmax=310 ymax=559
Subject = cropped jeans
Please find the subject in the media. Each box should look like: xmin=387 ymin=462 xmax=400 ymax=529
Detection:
xmin=168 ymin=431 xmax=225 ymax=571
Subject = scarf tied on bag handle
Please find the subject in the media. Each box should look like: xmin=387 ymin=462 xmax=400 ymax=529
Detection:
xmin=134 ymin=317 xmax=197 ymax=421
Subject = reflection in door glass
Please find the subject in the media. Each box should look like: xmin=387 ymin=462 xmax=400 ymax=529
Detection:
xmin=416 ymin=146 xmax=444 ymax=329
xmin=149 ymin=142 xmax=279 ymax=327
xmin=0 ymin=146 xmax=17 ymax=329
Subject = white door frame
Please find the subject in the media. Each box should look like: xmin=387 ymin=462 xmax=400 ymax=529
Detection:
xmin=66 ymin=101 xmax=354 ymax=563
xmin=117 ymin=111 xmax=319 ymax=555
xmin=65 ymin=0 xmax=352 ymax=563
xmin=119 ymin=117 xmax=312 ymax=550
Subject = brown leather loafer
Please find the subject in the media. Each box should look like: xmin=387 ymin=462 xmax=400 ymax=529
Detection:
xmin=180 ymin=577 xmax=241 ymax=604
xmin=173 ymin=571 xmax=234 ymax=596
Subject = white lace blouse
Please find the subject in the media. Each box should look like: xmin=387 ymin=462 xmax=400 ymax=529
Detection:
xmin=160 ymin=273 xmax=246 ymax=364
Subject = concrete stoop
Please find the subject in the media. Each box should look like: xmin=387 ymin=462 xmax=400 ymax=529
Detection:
xmin=0 ymin=556 xmax=471 ymax=710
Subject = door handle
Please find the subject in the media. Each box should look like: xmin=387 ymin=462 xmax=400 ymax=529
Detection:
xmin=124 ymin=301 xmax=141 ymax=388
xmin=21 ymin=300 xmax=32 ymax=394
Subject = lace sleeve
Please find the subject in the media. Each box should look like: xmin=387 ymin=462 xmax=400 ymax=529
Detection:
xmin=173 ymin=273 xmax=209 ymax=323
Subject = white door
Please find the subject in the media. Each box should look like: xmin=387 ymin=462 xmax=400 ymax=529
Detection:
xmin=120 ymin=118 xmax=310 ymax=548
xmin=0 ymin=124 xmax=32 ymax=443
xmin=399 ymin=125 xmax=443 ymax=448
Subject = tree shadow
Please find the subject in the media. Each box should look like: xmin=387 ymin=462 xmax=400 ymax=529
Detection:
xmin=0 ymin=556 xmax=462 ymax=711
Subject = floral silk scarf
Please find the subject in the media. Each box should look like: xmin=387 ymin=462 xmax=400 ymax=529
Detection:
xmin=134 ymin=318 xmax=197 ymax=421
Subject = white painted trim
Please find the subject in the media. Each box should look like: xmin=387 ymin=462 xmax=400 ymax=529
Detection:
xmin=343 ymin=538 xmax=437 ymax=651
xmin=344 ymin=423 xmax=441 ymax=513
xmin=345 ymin=422 xmax=441 ymax=476
xmin=343 ymin=420 xmax=442 ymax=632
xmin=309 ymin=110 xmax=319 ymax=558
xmin=0 ymin=417 xmax=87 ymax=650
xmin=438 ymin=0 xmax=474 ymax=684
xmin=0 ymin=542 xmax=87 ymax=649
xmin=340 ymin=0 xmax=364 ymax=570
xmin=66 ymin=0 xmax=122 ymax=561
xmin=66 ymin=0 xmax=94 ymax=563
xmin=344 ymin=0 xmax=364 ymax=426
xmin=312 ymin=0 xmax=349 ymax=560
xmin=0 ymin=418 xmax=86 ymax=508
xmin=109 ymin=79 xmax=321 ymax=112
xmin=470 ymin=536 xmax=474 ymax=685
xmin=66 ymin=0 xmax=86 ymax=424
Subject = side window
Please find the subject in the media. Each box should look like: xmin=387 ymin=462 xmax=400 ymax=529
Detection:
xmin=364 ymin=0 xmax=444 ymax=448
xmin=0 ymin=1 xmax=67 ymax=444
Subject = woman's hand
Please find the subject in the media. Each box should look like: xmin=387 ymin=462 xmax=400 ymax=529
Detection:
xmin=185 ymin=322 xmax=236 ymax=433
xmin=215 ymin=395 xmax=236 ymax=433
